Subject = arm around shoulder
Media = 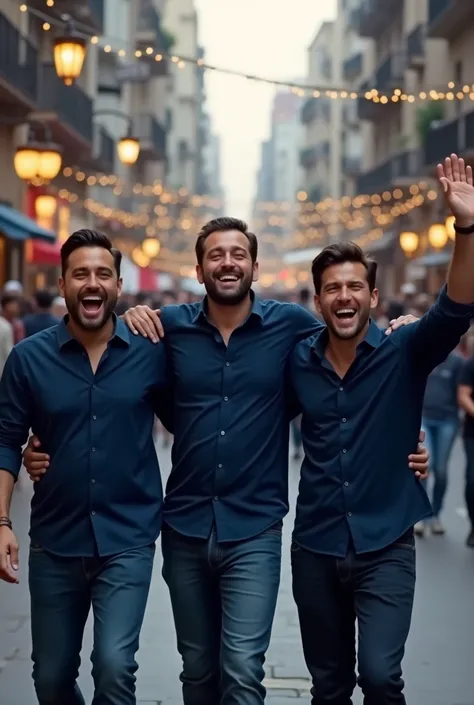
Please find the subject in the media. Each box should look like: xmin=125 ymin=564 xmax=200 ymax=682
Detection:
xmin=0 ymin=347 xmax=33 ymax=480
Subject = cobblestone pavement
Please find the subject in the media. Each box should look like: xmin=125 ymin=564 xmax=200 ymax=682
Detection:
xmin=1 ymin=438 xmax=474 ymax=704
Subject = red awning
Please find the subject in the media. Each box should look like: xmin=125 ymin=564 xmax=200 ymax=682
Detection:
xmin=139 ymin=267 xmax=159 ymax=292
xmin=30 ymin=239 xmax=61 ymax=266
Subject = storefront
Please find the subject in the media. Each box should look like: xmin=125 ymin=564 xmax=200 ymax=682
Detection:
xmin=0 ymin=202 xmax=56 ymax=290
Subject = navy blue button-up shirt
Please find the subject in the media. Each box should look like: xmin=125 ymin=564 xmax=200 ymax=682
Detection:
xmin=290 ymin=286 xmax=474 ymax=557
xmin=0 ymin=317 xmax=170 ymax=557
xmin=161 ymin=296 xmax=322 ymax=542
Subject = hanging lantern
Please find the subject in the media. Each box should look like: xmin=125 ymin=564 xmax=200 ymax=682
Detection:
xmin=117 ymin=135 xmax=140 ymax=166
xmin=445 ymin=215 xmax=455 ymax=240
xmin=53 ymin=26 xmax=87 ymax=86
xmin=14 ymin=144 xmax=41 ymax=181
xmin=37 ymin=147 xmax=62 ymax=180
xmin=142 ymin=238 xmax=160 ymax=258
xmin=399 ymin=231 xmax=419 ymax=254
xmin=428 ymin=223 xmax=448 ymax=249
xmin=132 ymin=247 xmax=150 ymax=268
xmin=35 ymin=194 xmax=57 ymax=219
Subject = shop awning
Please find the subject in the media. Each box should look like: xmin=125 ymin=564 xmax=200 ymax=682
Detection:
xmin=30 ymin=238 xmax=62 ymax=266
xmin=0 ymin=204 xmax=55 ymax=242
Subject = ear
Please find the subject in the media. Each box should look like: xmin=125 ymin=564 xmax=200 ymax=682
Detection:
xmin=314 ymin=294 xmax=322 ymax=315
xmin=370 ymin=288 xmax=379 ymax=310
xmin=117 ymin=277 xmax=123 ymax=298
xmin=252 ymin=261 xmax=259 ymax=282
xmin=196 ymin=264 xmax=204 ymax=284
xmin=58 ymin=277 xmax=65 ymax=298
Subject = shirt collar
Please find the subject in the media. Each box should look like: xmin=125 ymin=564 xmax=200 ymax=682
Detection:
xmin=192 ymin=290 xmax=264 ymax=324
xmin=311 ymin=318 xmax=383 ymax=359
xmin=56 ymin=313 xmax=130 ymax=349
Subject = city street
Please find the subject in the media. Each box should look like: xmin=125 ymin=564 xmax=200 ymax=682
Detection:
xmin=1 ymin=439 xmax=474 ymax=705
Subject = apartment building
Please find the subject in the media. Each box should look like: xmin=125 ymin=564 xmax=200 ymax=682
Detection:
xmin=163 ymin=0 xmax=200 ymax=194
xmin=0 ymin=0 xmax=101 ymax=287
xmin=300 ymin=21 xmax=341 ymax=203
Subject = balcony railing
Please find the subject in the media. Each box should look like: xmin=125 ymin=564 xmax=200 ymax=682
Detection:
xmin=88 ymin=0 xmax=105 ymax=32
xmin=427 ymin=0 xmax=474 ymax=39
xmin=301 ymin=97 xmax=331 ymax=125
xmin=38 ymin=64 xmax=93 ymax=143
xmin=300 ymin=142 xmax=330 ymax=169
xmin=343 ymin=52 xmax=363 ymax=81
xmin=407 ymin=24 xmax=425 ymax=66
xmin=0 ymin=12 xmax=38 ymax=105
xmin=137 ymin=0 xmax=174 ymax=51
xmin=356 ymin=150 xmax=423 ymax=193
xmin=354 ymin=0 xmax=400 ymax=39
xmin=375 ymin=53 xmax=405 ymax=92
xmin=343 ymin=156 xmax=362 ymax=175
xmin=425 ymin=111 xmax=474 ymax=166
xmin=135 ymin=114 xmax=166 ymax=158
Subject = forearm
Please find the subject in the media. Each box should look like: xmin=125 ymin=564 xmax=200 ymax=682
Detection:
xmin=446 ymin=234 xmax=474 ymax=304
xmin=0 ymin=470 xmax=15 ymax=517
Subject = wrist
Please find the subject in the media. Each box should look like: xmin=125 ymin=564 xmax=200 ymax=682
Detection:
xmin=0 ymin=517 xmax=12 ymax=530
xmin=454 ymin=218 xmax=474 ymax=229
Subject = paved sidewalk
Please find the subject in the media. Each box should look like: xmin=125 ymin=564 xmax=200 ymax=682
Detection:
xmin=1 ymin=440 xmax=474 ymax=704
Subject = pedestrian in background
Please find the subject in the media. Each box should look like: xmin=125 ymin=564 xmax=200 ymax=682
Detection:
xmin=457 ymin=354 xmax=474 ymax=548
xmin=23 ymin=290 xmax=58 ymax=338
xmin=0 ymin=293 xmax=25 ymax=344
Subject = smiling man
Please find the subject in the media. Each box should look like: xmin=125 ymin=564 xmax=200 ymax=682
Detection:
xmin=289 ymin=154 xmax=474 ymax=705
xmin=0 ymin=230 xmax=171 ymax=705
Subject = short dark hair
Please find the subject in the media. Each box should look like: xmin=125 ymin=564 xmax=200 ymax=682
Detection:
xmin=0 ymin=293 xmax=20 ymax=309
xmin=195 ymin=217 xmax=258 ymax=265
xmin=311 ymin=241 xmax=377 ymax=295
xmin=34 ymin=289 xmax=54 ymax=310
xmin=60 ymin=229 xmax=122 ymax=278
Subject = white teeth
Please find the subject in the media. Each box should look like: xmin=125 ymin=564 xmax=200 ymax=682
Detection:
xmin=219 ymin=276 xmax=238 ymax=282
xmin=336 ymin=308 xmax=355 ymax=315
xmin=83 ymin=297 xmax=102 ymax=302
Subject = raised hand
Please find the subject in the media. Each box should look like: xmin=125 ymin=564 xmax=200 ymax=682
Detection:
xmin=437 ymin=154 xmax=474 ymax=227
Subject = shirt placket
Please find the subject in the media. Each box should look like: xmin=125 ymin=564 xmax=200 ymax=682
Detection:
xmin=336 ymin=380 xmax=353 ymax=520
xmin=212 ymin=333 xmax=236 ymax=505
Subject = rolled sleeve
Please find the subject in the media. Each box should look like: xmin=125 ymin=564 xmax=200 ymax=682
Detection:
xmin=404 ymin=285 xmax=474 ymax=374
xmin=459 ymin=358 xmax=474 ymax=387
xmin=0 ymin=347 xmax=32 ymax=479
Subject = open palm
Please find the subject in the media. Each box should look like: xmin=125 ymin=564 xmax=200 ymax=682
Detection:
xmin=437 ymin=154 xmax=474 ymax=226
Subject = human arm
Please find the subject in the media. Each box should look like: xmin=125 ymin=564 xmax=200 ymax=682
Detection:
xmin=408 ymin=431 xmax=429 ymax=480
xmin=123 ymin=306 xmax=165 ymax=343
xmin=458 ymin=358 xmax=474 ymax=418
xmin=0 ymin=471 xmax=19 ymax=583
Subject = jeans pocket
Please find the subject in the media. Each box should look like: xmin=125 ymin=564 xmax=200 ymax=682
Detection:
xmin=290 ymin=540 xmax=301 ymax=553
xmin=29 ymin=542 xmax=45 ymax=554
xmin=262 ymin=521 xmax=283 ymax=537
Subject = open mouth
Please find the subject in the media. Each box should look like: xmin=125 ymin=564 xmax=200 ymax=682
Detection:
xmin=216 ymin=274 xmax=241 ymax=284
xmin=334 ymin=308 xmax=357 ymax=322
xmin=80 ymin=296 xmax=104 ymax=318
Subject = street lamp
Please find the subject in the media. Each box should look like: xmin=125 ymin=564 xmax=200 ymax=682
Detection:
xmin=35 ymin=194 xmax=57 ymax=219
xmin=142 ymin=237 xmax=161 ymax=258
xmin=93 ymin=111 xmax=141 ymax=166
xmin=399 ymin=231 xmax=419 ymax=255
xmin=14 ymin=128 xmax=62 ymax=182
xmin=428 ymin=223 xmax=448 ymax=249
xmin=53 ymin=23 xmax=87 ymax=86
xmin=132 ymin=246 xmax=150 ymax=268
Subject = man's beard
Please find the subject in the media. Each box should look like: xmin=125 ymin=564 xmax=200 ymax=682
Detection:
xmin=65 ymin=293 xmax=117 ymax=331
xmin=203 ymin=271 xmax=253 ymax=306
xmin=325 ymin=307 xmax=370 ymax=340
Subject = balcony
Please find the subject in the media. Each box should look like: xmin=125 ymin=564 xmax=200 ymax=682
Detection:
xmin=343 ymin=156 xmax=362 ymax=176
xmin=35 ymin=64 xmax=93 ymax=152
xmin=134 ymin=114 xmax=166 ymax=160
xmin=301 ymin=97 xmax=331 ymax=125
xmin=300 ymin=142 xmax=330 ymax=169
xmin=27 ymin=0 xmax=104 ymax=33
xmin=356 ymin=150 xmax=423 ymax=193
xmin=343 ymin=52 xmax=363 ymax=82
xmin=425 ymin=111 xmax=474 ymax=167
xmin=354 ymin=0 xmax=400 ymax=39
xmin=91 ymin=124 xmax=115 ymax=173
xmin=357 ymin=53 xmax=406 ymax=122
xmin=407 ymin=25 xmax=425 ymax=69
xmin=137 ymin=0 xmax=174 ymax=56
xmin=0 ymin=12 xmax=38 ymax=112
xmin=427 ymin=0 xmax=474 ymax=40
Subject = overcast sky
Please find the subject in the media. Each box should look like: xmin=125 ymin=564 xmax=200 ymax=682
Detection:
xmin=194 ymin=0 xmax=337 ymax=221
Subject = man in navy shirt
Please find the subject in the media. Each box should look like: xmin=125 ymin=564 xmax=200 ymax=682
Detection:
xmin=0 ymin=230 xmax=171 ymax=705
xmin=23 ymin=219 xmax=427 ymax=705
xmin=289 ymin=154 xmax=474 ymax=705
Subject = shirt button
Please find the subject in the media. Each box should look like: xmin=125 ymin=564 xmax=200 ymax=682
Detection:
xmin=342 ymin=418 xmax=347 ymax=423
xmin=339 ymin=387 xmax=343 ymax=391
xmin=218 ymin=464 xmax=223 ymax=468
xmin=342 ymin=449 xmax=347 ymax=454
xmin=92 ymin=385 xmax=97 ymax=389
xmin=92 ymin=447 xmax=96 ymax=452
xmin=220 ymin=431 xmax=225 ymax=436
xmin=224 ymin=396 xmax=229 ymax=402
xmin=213 ymin=496 xmax=219 ymax=501
xmin=344 ymin=481 xmax=349 ymax=487
xmin=91 ymin=479 xmax=96 ymax=484
xmin=225 ymin=362 xmax=230 ymax=367
xmin=92 ymin=415 xmax=97 ymax=420
xmin=91 ymin=511 xmax=96 ymax=516
xmin=347 ymin=512 xmax=352 ymax=517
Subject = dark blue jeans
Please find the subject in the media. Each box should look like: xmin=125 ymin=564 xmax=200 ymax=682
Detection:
xmin=29 ymin=543 xmax=155 ymax=705
xmin=422 ymin=418 xmax=459 ymax=517
xmin=464 ymin=436 xmax=474 ymax=529
xmin=291 ymin=533 xmax=416 ymax=705
xmin=161 ymin=524 xmax=282 ymax=705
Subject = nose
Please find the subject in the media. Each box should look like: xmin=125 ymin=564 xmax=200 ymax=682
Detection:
xmin=85 ymin=274 xmax=100 ymax=289
xmin=337 ymin=286 xmax=351 ymax=302
xmin=222 ymin=252 xmax=234 ymax=267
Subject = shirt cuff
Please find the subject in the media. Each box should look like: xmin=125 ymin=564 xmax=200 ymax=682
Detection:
xmin=440 ymin=284 xmax=474 ymax=317
xmin=0 ymin=448 xmax=23 ymax=480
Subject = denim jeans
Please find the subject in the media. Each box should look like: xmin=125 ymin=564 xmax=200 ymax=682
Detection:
xmin=29 ymin=543 xmax=155 ymax=705
xmin=161 ymin=523 xmax=282 ymax=705
xmin=422 ymin=418 xmax=459 ymax=517
xmin=464 ymin=436 xmax=474 ymax=529
xmin=291 ymin=532 xmax=416 ymax=705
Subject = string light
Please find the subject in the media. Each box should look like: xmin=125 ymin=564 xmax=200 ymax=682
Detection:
xmin=18 ymin=3 xmax=474 ymax=102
